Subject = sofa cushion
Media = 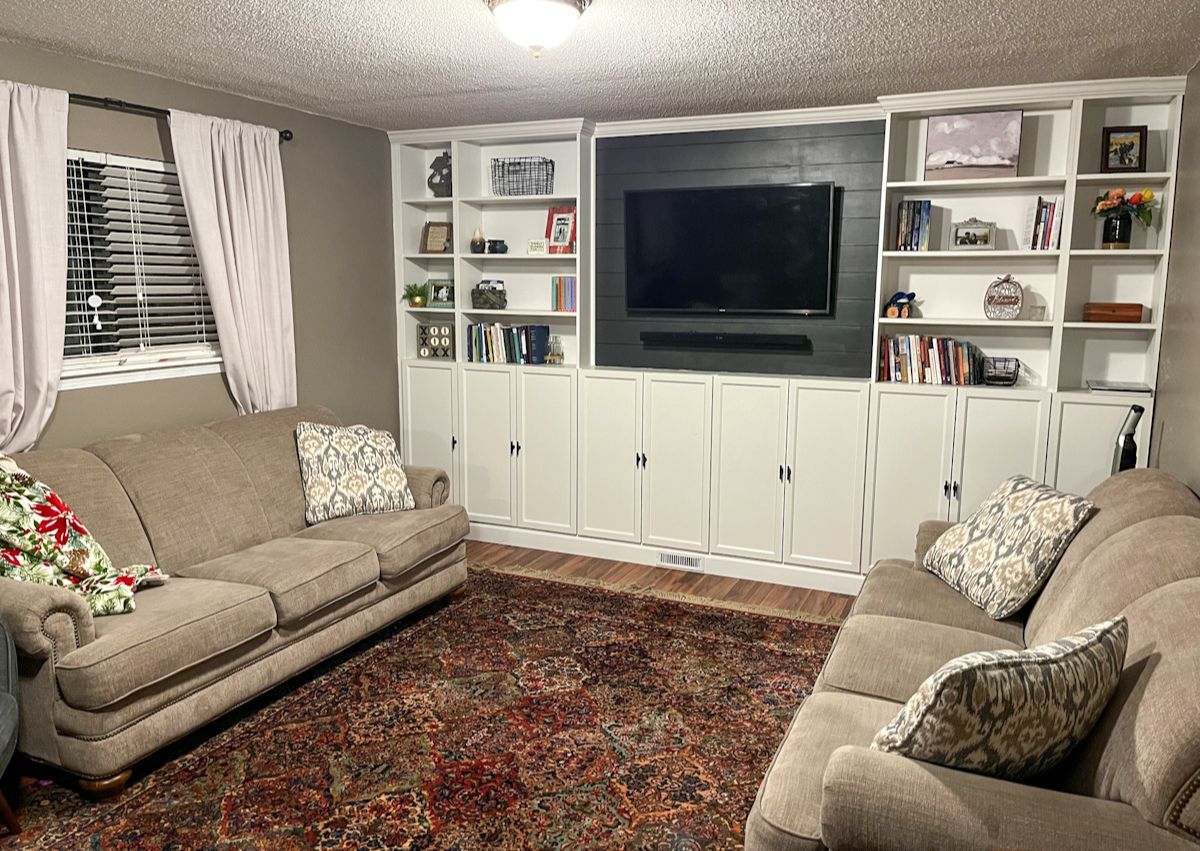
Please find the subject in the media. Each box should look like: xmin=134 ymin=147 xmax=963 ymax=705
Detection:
xmin=746 ymin=692 xmax=902 ymax=851
xmin=1026 ymin=469 xmax=1200 ymax=644
xmin=294 ymin=503 xmax=468 ymax=582
xmin=817 ymin=614 xmax=1021 ymax=703
xmin=206 ymin=405 xmax=342 ymax=539
xmin=855 ymin=560 xmax=1025 ymax=645
xmin=88 ymin=426 xmax=272 ymax=572
xmin=173 ymin=538 xmax=379 ymax=627
xmin=925 ymin=475 xmax=1095 ymax=619
xmin=55 ymin=577 xmax=277 ymax=710
xmin=873 ymin=617 xmax=1127 ymax=781
xmin=295 ymin=422 xmax=415 ymax=525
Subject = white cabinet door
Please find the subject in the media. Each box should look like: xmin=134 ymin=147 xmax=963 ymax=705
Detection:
xmin=579 ymin=370 xmax=643 ymax=542
xmin=862 ymin=384 xmax=957 ymax=567
xmin=709 ymin=376 xmax=789 ymax=561
xmin=783 ymin=380 xmax=870 ymax=573
xmin=1047 ymin=393 xmax=1154 ymax=497
xmin=402 ymin=361 xmax=458 ymax=493
xmin=517 ymin=368 xmax=577 ymax=534
xmin=459 ymin=365 xmax=516 ymax=526
xmin=951 ymin=388 xmax=1050 ymax=518
xmin=642 ymin=373 xmax=713 ymax=553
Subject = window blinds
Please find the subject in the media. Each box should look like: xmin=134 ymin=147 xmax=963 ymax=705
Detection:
xmin=65 ymin=150 xmax=219 ymax=367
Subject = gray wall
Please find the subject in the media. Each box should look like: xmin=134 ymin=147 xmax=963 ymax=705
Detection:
xmin=0 ymin=42 xmax=397 ymax=449
xmin=1153 ymin=63 xmax=1200 ymax=490
xmin=595 ymin=121 xmax=884 ymax=377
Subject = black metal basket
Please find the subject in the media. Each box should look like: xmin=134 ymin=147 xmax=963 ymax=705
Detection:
xmin=490 ymin=157 xmax=555 ymax=196
xmin=983 ymin=357 xmax=1021 ymax=386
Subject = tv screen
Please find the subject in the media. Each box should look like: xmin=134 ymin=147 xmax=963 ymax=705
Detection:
xmin=624 ymin=183 xmax=835 ymax=315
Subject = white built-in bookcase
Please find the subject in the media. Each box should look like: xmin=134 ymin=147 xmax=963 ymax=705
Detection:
xmin=388 ymin=120 xmax=593 ymax=372
xmin=874 ymin=80 xmax=1184 ymax=392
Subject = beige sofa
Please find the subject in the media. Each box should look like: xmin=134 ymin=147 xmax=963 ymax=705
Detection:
xmin=747 ymin=468 xmax=1200 ymax=850
xmin=0 ymin=405 xmax=469 ymax=794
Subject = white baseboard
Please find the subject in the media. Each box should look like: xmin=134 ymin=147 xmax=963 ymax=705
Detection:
xmin=467 ymin=523 xmax=865 ymax=597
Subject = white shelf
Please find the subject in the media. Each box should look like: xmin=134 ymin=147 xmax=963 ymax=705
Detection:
xmin=463 ymin=309 xmax=577 ymax=318
xmin=400 ymin=197 xmax=454 ymax=207
xmin=1069 ymin=249 xmax=1164 ymax=257
xmin=467 ymin=254 xmax=579 ymax=262
xmin=882 ymin=250 xmax=1061 ymax=259
xmin=405 ymin=307 xmax=456 ymax=315
xmin=403 ymin=253 xmax=455 ymax=260
xmin=1062 ymin=322 xmax=1157 ymax=331
xmin=886 ymin=175 xmax=1068 ymax=191
xmin=459 ymin=194 xmax=578 ymax=205
xmin=1075 ymin=172 xmax=1172 ymax=185
xmin=879 ymin=318 xmax=1053 ymax=329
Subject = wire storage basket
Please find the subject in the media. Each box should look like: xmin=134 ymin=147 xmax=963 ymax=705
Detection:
xmin=983 ymin=357 xmax=1021 ymax=386
xmin=490 ymin=157 xmax=555 ymax=196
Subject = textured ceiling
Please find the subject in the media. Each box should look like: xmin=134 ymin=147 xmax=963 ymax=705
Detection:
xmin=1 ymin=0 xmax=1198 ymax=131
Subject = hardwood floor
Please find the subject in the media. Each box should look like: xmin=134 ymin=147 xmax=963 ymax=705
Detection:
xmin=466 ymin=540 xmax=855 ymax=621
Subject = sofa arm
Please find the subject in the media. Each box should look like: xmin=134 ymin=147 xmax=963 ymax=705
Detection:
xmin=0 ymin=578 xmax=95 ymax=661
xmin=405 ymin=466 xmax=451 ymax=509
xmin=914 ymin=520 xmax=955 ymax=567
xmin=820 ymin=746 xmax=1189 ymax=851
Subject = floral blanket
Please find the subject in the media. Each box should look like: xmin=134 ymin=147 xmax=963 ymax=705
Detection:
xmin=0 ymin=462 xmax=164 ymax=616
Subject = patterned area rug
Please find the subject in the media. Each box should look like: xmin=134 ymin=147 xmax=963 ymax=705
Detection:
xmin=2 ymin=565 xmax=840 ymax=850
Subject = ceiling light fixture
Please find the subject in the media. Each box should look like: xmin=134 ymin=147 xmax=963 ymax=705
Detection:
xmin=485 ymin=0 xmax=592 ymax=59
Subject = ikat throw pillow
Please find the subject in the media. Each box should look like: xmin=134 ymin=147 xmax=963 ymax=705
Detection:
xmin=296 ymin=422 xmax=416 ymax=525
xmin=872 ymin=617 xmax=1127 ymax=780
xmin=924 ymin=475 xmax=1095 ymax=619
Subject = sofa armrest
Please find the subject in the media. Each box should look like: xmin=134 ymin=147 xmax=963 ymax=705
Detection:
xmin=0 ymin=578 xmax=95 ymax=661
xmin=914 ymin=520 xmax=955 ymax=567
xmin=820 ymin=746 xmax=1189 ymax=851
xmin=405 ymin=466 xmax=451 ymax=509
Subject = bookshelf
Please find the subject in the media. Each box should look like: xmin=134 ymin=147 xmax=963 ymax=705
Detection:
xmin=389 ymin=120 xmax=593 ymax=370
xmin=874 ymin=81 xmax=1184 ymax=392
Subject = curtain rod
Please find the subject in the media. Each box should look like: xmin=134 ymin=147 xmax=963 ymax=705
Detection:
xmin=68 ymin=94 xmax=294 ymax=142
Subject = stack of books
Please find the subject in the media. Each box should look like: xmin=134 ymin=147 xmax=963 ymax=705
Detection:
xmin=895 ymin=200 xmax=932 ymax=251
xmin=1025 ymin=196 xmax=1063 ymax=250
xmin=466 ymin=323 xmax=551 ymax=365
xmin=879 ymin=334 xmax=986 ymax=385
xmin=551 ymin=275 xmax=577 ymax=312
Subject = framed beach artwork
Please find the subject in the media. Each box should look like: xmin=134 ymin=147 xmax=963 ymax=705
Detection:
xmin=924 ymin=110 xmax=1023 ymax=181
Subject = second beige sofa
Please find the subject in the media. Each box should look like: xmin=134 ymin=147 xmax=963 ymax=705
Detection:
xmin=0 ymin=405 xmax=469 ymax=793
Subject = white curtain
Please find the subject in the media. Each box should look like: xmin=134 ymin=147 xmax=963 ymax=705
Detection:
xmin=0 ymin=81 xmax=68 ymax=453
xmin=169 ymin=110 xmax=296 ymax=414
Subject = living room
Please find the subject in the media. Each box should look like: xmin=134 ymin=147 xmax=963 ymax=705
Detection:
xmin=0 ymin=2 xmax=1198 ymax=848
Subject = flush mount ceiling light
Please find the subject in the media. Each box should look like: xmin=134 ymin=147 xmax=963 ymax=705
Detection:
xmin=485 ymin=0 xmax=592 ymax=59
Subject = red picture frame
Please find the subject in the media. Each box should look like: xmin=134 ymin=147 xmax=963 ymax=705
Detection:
xmin=545 ymin=205 xmax=577 ymax=255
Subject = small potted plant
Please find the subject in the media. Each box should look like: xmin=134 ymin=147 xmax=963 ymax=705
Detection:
xmin=403 ymin=283 xmax=428 ymax=308
xmin=1093 ymin=187 xmax=1155 ymax=250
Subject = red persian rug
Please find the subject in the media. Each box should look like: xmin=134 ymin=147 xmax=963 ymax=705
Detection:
xmin=2 ymin=565 xmax=839 ymax=850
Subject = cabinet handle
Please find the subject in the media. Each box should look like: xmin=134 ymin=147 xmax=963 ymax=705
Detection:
xmin=451 ymin=436 xmax=458 ymax=450
xmin=786 ymin=465 xmax=793 ymax=483
xmin=779 ymin=464 xmax=784 ymax=482
xmin=943 ymin=481 xmax=951 ymax=498
xmin=516 ymin=441 xmax=522 ymax=456
xmin=510 ymin=440 xmax=516 ymax=456
xmin=642 ymin=452 xmax=648 ymax=468
xmin=952 ymin=481 xmax=960 ymax=499
xmin=636 ymin=452 xmax=641 ymax=468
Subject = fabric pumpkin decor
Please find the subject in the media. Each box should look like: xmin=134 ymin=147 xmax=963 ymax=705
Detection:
xmin=0 ymin=466 xmax=165 ymax=615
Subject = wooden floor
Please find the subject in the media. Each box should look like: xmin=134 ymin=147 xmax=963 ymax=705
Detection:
xmin=466 ymin=540 xmax=855 ymax=621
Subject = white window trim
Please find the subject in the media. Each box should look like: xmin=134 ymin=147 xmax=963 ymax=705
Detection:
xmin=63 ymin=147 xmax=224 ymax=390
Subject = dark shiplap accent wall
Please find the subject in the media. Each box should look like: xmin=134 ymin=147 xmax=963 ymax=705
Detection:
xmin=595 ymin=121 xmax=884 ymax=377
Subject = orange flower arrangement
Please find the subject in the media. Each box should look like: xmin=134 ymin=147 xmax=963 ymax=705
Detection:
xmin=1093 ymin=187 xmax=1155 ymax=227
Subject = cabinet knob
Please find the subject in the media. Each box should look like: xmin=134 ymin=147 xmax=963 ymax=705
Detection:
xmin=952 ymin=481 xmax=960 ymax=499
xmin=641 ymin=453 xmax=648 ymax=468
xmin=451 ymin=436 xmax=457 ymax=450
xmin=786 ymin=465 xmax=793 ymax=483
xmin=943 ymin=481 xmax=951 ymax=498
xmin=516 ymin=441 xmax=522 ymax=456
xmin=510 ymin=441 xmax=516 ymax=456
xmin=779 ymin=464 xmax=784 ymax=482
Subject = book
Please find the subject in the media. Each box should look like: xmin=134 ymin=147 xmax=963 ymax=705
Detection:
xmin=466 ymin=323 xmax=552 ymax=365
xmin=878 ymin=334 xmax=986 ymax=385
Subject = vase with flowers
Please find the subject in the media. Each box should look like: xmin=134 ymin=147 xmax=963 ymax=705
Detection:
xmin=1093 ymin=188 xmax=1155 ymax=250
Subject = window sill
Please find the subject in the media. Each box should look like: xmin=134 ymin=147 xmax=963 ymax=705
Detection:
xmin=60 ymin=358 xmax=224 ymax=391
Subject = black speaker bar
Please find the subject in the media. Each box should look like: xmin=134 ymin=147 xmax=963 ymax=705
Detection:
xmin=639 ymin=331 xmax=812 ymax=351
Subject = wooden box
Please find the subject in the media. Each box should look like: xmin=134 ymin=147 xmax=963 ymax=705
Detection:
xmin=1082 ymin=302 xmax=1149 ymax=323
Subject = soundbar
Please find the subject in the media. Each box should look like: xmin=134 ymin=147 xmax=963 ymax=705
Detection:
xmin=640 ymin=331 xmax=812 ymax=351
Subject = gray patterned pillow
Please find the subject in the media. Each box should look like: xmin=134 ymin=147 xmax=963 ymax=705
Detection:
xmin=872 ymin=617 xmax=1127 ymax=780
xmin=924 ymin=475 xmax=1094 ymax=618
xmin=295 ymin=422 xmax=415 ymax=525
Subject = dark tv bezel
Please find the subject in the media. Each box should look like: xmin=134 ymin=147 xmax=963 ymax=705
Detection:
xmin=623 ymin=181 xmax=836 ymax=316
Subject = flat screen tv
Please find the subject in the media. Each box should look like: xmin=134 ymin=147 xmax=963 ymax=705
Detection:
xmin=624 ymin=183 xmax=835 ymax=315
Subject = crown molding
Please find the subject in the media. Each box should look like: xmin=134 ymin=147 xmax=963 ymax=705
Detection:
xmin=877 ymin=76 xmax=1187 ymax=113
xmin=592 ymin=102 xmax=883 ymax=138
xmin=388 ymin=118 xmax=591 ymax=144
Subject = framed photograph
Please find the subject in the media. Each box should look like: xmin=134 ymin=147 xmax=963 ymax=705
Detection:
xmin=924 ymin=110 xmax=1022 ymax=181
xmin=545 ymin=205 xmax=577 ymax=255
xmin=420 ymin=221 xmax=453 ymax=254
xmin=427 ymin=280 xmax=455 ymax=309
xmin=950 ymin=217 xmax=997 ymax=250
xmin=527 ymin=238 xmax=548 ymax=255
xmin=1100 ymin=125 xmax=1148 ymax=173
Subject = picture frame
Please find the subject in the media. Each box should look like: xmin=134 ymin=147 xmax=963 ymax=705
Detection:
xmin=1100 ymin=125 xmax=1148 ymax=173
xmin=545 ymin=205 xmax=576 ymax=255
xmin=950 ymin=217 xmax=997 ymax=250
xmin=420 ymin=221 xmax=453 ymax=254
xmin=427 ymin=280 xmax=455 ymax=309
xmin=527 ymin=238 xmax=548 ymax=255
xmin=923 ymin=110 xmax=1022 ymax=181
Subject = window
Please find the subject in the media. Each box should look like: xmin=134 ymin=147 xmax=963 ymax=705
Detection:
xmin=63 ymin=149 xmax=221 ymax=387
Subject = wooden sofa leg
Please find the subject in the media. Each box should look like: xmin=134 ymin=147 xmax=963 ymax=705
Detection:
xmin=79 ymin=769 xmax=131 ymax=800
xmin=0 ymin=790 xmax=20 ymax=835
